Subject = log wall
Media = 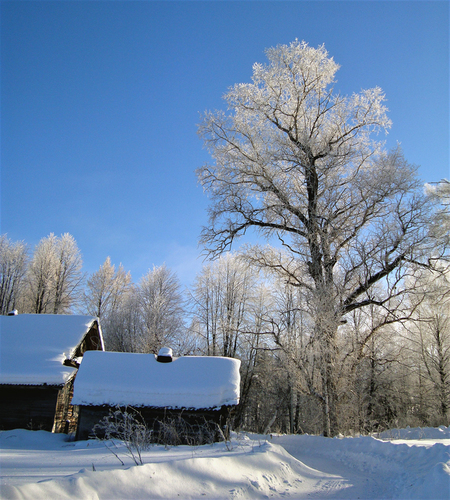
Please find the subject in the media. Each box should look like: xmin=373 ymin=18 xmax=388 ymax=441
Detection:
xmin=0 ymin=385 xmax=61 ymax=431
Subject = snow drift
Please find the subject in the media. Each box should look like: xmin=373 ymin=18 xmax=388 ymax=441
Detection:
xmin=1 ymin=427 xmax=448 ymax=499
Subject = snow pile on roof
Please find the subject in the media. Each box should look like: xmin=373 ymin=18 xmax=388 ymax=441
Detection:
xmin=72 ymin=351 xmax=241 ymax=410
xmin=0 ymin=314 xmax=99 ymax=386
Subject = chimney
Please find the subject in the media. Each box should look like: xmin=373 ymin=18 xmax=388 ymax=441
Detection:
xmin=156 ymin=347 xmax=173 ymax=363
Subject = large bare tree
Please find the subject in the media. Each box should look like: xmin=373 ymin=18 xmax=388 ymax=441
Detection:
xmin=197 ymin=40 xmax=439 ymax=436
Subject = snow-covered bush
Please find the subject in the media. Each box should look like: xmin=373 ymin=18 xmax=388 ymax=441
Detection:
xmin=153 ymin=415 xmax=220 ymax=447
xmin=93 ymin=407 xmax=152 ymax=465
xmin=93 ymin=406 xmax=229 ymax=464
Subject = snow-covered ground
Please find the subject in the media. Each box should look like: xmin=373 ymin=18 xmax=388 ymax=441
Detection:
xmin=1 ymin=427 xmax=449 ymax=499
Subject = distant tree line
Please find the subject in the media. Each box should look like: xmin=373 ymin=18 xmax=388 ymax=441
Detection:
xmin=1 ymin=220 xmax=449 ymax=436
xmin=0 ymin=233 xmax=83 ymax=315
xmin=2 ymin=41 xmax=449 ymax=436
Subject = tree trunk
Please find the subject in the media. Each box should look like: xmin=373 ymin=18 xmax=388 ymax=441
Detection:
xmin=320 ymin=330 xmax=339 ymax=437
xmin=436 ymin=327 xmax=449 ymax=424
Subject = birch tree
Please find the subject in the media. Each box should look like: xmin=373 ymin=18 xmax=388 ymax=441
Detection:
xmin=84 ymin=257 xmax=132 ymax=319
xmin=24 ymin=233 xmax=83 ymax=313
xmin=0 ymin=235 xmax=28 ymax=314
xmin=102 ymin=285 xmax=142 ymax=352
xmin=25 ymin=234 xmax=58 ymax=313
xmin=138 ymin=264 xmax=185 ymax=353
xmin=52 ymin=233 xmax=84 ymax=313
xmin=191 ymin=253 xmax=256 ymax=357
xmin=197 ymin=40 xmax=439 ymax=436
xmin=409 ymin=266 xmax=450 ymax=425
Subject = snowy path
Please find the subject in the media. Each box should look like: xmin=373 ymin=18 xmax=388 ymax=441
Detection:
xmin=269 ymin=433 xmax=450 ymax=499
xmin=270 ymin=435 xmax=381 ymax=499
xmin=1 ymin=428 xmax=449 ymax=499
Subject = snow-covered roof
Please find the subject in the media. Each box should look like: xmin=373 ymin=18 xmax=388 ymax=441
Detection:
xmin=0 ymin=314 xmax=102 ymax=386
xmin=72 ymin=351 xmax=241 ymax=410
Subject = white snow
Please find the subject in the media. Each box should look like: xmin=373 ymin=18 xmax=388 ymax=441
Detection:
xmin=0 ymin=314 xmax=101 ymax=386
xmin=0 ymin=427 xmax=448 ymax=499
xmin=72 ymin=351 xmax=241 ymax=409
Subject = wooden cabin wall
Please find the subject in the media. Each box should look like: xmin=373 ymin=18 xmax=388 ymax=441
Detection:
xmin=0 ymin=385 xmax=60 ymax=431
xmin=75 ymin=405 xmax=235 ymax=441
xmin=73 ymin=322 xmax=103 ymax=359
xmin=0 ymin=320 xmax=103 ymax=434
xmin=52 ymin=377 xmax=78 ymax=434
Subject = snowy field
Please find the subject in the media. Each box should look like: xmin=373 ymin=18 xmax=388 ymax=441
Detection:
xmin=1 ymin=427 xmax=449 ymax=499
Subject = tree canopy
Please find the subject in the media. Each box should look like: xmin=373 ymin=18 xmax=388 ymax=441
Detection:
xmin=197 ymin=40 xmax=442 ymax=435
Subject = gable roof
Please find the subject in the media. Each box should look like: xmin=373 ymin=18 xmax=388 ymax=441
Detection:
xmin=0 ymin=314 xmax=103 ymax=386
xmin=72 ymin=351 xmax=241 ymax=410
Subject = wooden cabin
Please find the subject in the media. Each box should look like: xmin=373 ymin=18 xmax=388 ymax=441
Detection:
xmin=0 ymin=314 xmax=104 ymax=433
xmin=72 ymin=349 xmax=241 ymax=442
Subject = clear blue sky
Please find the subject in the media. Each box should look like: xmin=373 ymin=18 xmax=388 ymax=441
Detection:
xmin=2 ymin=1 xmax=449 ymax=288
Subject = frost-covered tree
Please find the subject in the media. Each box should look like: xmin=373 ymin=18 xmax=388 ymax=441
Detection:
xmin=138 ymin=264 xmax=185 ymax=353
xmin=191 ymin=254 xmax=280 ymax=428
xmin=191 ymin=253 xmax=256 ymax=357
xmin=103 ymin=285 xmax=142 ymax=352
xmin=24 ymin=233 xmax=83 ymax=314
xmin=98 ymin=264 xmax=187 ymax=354
xmin=408 ymin=266 xmax=450 ymax=425
xmin=52 ymin=233 xmax=84 ymax=313
xmin=270 ymin=280 xmax=316 ymax=433
xmin=337 ymin=305 xmax=411 ymax=433
xmin=425 ymin=179 xmax=450 ymax=246
xmin=0 ymin=234 xmax=28 ymax=314
xmin=197 ymin=40 xmax=439 ymax=436
xmin=25 ymin=234 xmax=58 ymax=313
xmin=425 ymin=179 xmax=450 ymax=209
xmin=84 ymin=257 xmax=132 ymax=319
xmin=233 ymin=282 xmax=275 ymax=429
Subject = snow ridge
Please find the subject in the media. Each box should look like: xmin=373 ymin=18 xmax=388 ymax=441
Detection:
xmin=1 ymin=427 xmax=448 ymax=499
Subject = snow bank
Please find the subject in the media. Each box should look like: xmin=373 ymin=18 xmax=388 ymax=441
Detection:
xmin=72 ymin=351 xmax=241 ymax=409
xmin=270 ymin=431 xmax=450 ymax=500
xmin=1 ymin=428 xmax=448 ymax=499
xmin=1 ymin=440 xmax=339 ymax=500
xmin=0 ymin=314 xmax=99 ymax=385
xmin=376 ymin=425 xmax=450 ymax=440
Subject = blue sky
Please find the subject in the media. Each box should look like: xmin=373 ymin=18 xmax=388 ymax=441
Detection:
xmin=2 ymin=1 xmax=449 ymax=289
